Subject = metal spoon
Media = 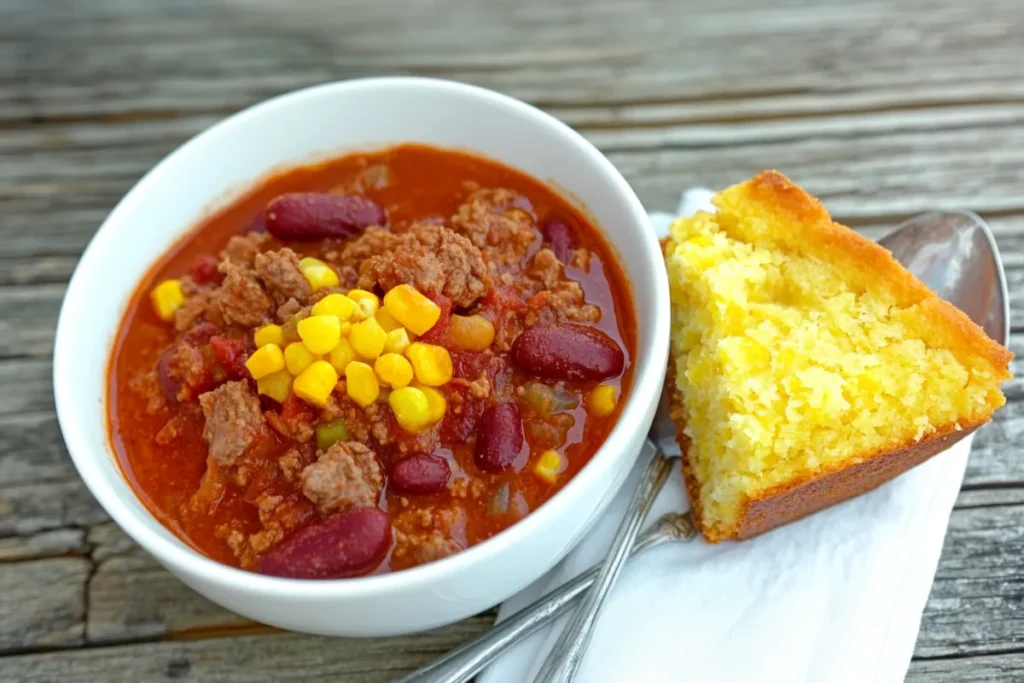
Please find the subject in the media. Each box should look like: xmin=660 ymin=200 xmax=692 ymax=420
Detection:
xmin=391 ymin=512 xmax=696 ymax=683
xmin=531 ymin=447 xmax=677 ymax=683
xmin=395 ymin=209 xmax=1009 ymax=683
xmin=878 ymin=210 xmax=1009 ymax=346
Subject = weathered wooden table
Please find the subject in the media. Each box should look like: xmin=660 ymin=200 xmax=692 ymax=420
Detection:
xmin=2 ymin=0 xmax=1023 ymax=680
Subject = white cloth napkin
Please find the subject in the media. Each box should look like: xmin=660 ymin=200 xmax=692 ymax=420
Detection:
xmin=482 ymin=189 xmax=973 ymax=683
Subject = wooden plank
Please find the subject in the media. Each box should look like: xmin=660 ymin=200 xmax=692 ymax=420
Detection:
xmin=0 ymin=283 xmax=64 ymax=359
xmin=5 ymin=491 xmax=1019 ymax=657
xmin=86 ymin=522 xmax=252 ymax=643
xmin=0 ymin=412 xmax=77 ymax=487
xmin=0 ymin=527 xmax=87 ymax=563
xmin=0 ymin=557 xmax=88 ymax=654
xmin=9 ymin=0 xmax=1024 ymax=120
xmin=6 ymin=116 xmax=1024 ymax=271
xmin=0 ymin=360 xmax=56 ymax=417
xmin=907 ymin=652 xmax=1024 ymax=682
xmin=1 ymin=624 xmax=493 ymax=682
xmin=0 ymin=479 xmax=106 ymax=537
xmin=916 ymin=502 xmax=1024 ymax=658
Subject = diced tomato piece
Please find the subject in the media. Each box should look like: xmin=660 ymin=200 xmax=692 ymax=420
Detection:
xmin=418 ymin=292 xmax=453 ymax=344
xmin=211 ymin=336 xmax=248 ymax=377
xmin=481 ymin=286 xmax=526 ymax=312
xmin=441 ymin=383 xmax=485 ymax=443
xmin=188 ymin=254 xmax=222 ymax=285
xmin=449 ymin=349 xmax=487 ymax=379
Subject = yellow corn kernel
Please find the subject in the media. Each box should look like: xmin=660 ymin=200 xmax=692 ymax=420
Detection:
xmin=383 ymin=284 xmax=441 ymax=336
xmin=350 ymin=317 xmax=387 ymax=360
xmin=293 ymin=360 xmax=339 ymax=407
xmin=449 ymin=314 xmax=495 ymax=352
xmin=417 ymin=384 xmax=448 ymax=423
xmin=311 ymin=293 xmax=356 ymax=321
xmin=384 ymin=327 xmax=411 ymax=355
xmin=254 ymin=324 xmax=285 ymax=349
xmin=340 ymin=321 xmax=352 ymax=337
xmin=347 ymin=289 xmax=379 ymax=321
xmin=388 ymin=386 xmax=432 ymax=433
xmin=587 ymin=384 xmax=618 ymax=417
xmin=345 ymin=361 xmax=379 ymax=408
xmin=405 ymin=342 xmax=453 ymax=386
xmin=375 ymin=307 xmax=403 ymax=332
xmin=150 ymin=279 xmax=185 ymax=322
xmin=245 ymin=343 xmax=285 ymax=380
xmin=256 ymin=369 xmax=292 ymax=404
xmin=328 ymin=338 xmax=357 ymax=373
xmin=534 ymin=450 xmax=562 ymax=483
xmin=284 ymin=341 xmax=319 ymax=376
xmin=298 ymin=257 xmax=340 ymax=291
xmin=297 ymin=315 xmax=342 ymax=355
xmin=374 ymin=353 xmax=414 ymax=389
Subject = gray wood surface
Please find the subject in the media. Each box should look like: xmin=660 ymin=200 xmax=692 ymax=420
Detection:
xmin=2 ymin=0 xmax=1023 ymax=680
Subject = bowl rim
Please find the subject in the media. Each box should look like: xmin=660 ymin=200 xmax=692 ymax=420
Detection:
xmin=53 ymin=75 xmax=671 ymax=599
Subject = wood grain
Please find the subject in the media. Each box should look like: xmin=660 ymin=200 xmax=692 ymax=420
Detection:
xmin=907 ymin=653 xmax=1024 ymax=682
xmin=4 ymin=0 xmax=1024 ymax=678
xmin=0 ymin=558 xmax=88 ymax=654
xmin=0 ymin=625 xmax=493 ymax=683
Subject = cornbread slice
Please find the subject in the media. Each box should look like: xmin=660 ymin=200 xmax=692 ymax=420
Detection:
xmin=665 ymin=171 xmax=1012 ymax=542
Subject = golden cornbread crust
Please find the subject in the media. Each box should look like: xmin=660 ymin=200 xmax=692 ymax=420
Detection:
xmin=667 ymin=171 xmax=1012 ymax=542
xmin=742 ymin=171 xmax=1012 ymax=372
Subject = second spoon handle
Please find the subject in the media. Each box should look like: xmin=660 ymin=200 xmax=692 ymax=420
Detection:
xmin=532 ymin=446 xmax=676 ymax=683
xmin=392 ymin=512 xmax=695 ymax=683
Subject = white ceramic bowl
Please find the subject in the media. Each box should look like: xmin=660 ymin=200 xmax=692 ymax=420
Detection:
xmin=53 ymin=77 xmax=670 ymax=637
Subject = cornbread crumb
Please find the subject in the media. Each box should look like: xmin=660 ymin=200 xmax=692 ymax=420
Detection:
xmin=665 ymin=171 xmax=1013 ymax=541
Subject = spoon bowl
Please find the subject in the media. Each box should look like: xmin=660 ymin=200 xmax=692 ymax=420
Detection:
xmin=879 ymin=210 xmax=1009 ymax=345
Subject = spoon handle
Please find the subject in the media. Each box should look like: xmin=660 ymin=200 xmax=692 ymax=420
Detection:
xmin=532 ymin=446 xmax=676 ymax=683
xmin=392 ymin=511 xmax=694 ymax=683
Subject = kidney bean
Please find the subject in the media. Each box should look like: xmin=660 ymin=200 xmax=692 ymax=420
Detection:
xmin=156 ymin=348 xmax=181 ymax=401
xmin=187 ymin=253 xmax=221 ymax=285
xmin=183 ymin=322 xmax=219 ymax=346
xmin=474 ymin=402 xmax=525 ymax=472
xmin=390 ymin=454 xmax=451 ymax=495
xmin=265 ymin=193 xmax=386 ymax=240
xmin=541 ymin=217 xmax=577 ymax=263
xmin=260 ymin=507 xmax=391 ymax=579
xmin=511 ymin=323 xmax=624 ymax=382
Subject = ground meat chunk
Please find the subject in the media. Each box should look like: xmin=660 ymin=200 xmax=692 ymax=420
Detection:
xmin=356 ymin=223 xmax=490 ymax=308
xmin=526 ymin=248 xmax=563 ymax=290
xmin=392 ymin=505 xmax=465 ymax=568
xmin=213 ymin=261 xmax=273 ymax=328
xmin=276 ymin=298 xmax=302 ymax=322
xmin=449 ymin=477 xmax=488 ymax=499
xmin=523 ymin=248 xmax=601 ymax=327
xmin=450 ymin=188 xmax=537 ymax=266
xmin=173 ymin=288 xmax=223 ymax=332
xmin=155 ymin=415 xmax=185 ymax=445
xmin=335 ymin=226 xmax=400 ymax=265
xmin=468 ymin=374 xmax=491 ymax=399
xmin=278 ymin=448 xmax=305 ymax=484
xmin=300 ymin=442 xmax=384 ymax=515
xmin=525 ymin=281 xmax=601 ymax=327
xmin=164 ymin=342 xmax=211 ymax=401
xmin=129 ymin=370 xmax=167 ymax=415
xmin=221 ymin=232 xmax=269 ymax=266
xmin=198 ymin=381 xmax=267 ymax=468
xmin=265 ymin=395 xmax=317 ymax=444
xmin=326 ymin=392 xmax=396 ymax=447
xmin=254 ymin=248 xmax=312 ymax=306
